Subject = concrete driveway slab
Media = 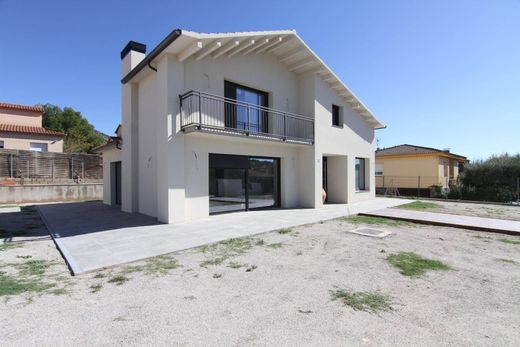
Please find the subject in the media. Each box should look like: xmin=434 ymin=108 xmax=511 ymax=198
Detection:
xmin=361 ymin=208 xmax=520 ymax=235
xmin=38 ymin=198 xmax=404 ymax=275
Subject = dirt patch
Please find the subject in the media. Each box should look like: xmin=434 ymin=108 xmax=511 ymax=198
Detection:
xmin=1 ymin=207 xmax=519 ymax=346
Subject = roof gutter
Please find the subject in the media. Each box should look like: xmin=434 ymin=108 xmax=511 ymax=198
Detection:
xmin=121 ymin=29 xmax=182 ymax=84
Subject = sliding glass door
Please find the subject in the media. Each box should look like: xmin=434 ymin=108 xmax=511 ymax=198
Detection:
xmin=209 ymin=154 xmax=280 ymax=214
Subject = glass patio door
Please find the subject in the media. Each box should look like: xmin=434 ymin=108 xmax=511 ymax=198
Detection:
xmin=209 ymin=154 xmax=279 ymax=214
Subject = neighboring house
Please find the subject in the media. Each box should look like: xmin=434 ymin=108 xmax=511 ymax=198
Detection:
xmin=102 ymin=29 xmax=385 ymax=223
xmin=91 ymin=125 xmax=122 ymax=206
xmin=0 ymin=103 xmax=64 ymax=152
xmin=375 ymin=144 xmax=467 ymax=193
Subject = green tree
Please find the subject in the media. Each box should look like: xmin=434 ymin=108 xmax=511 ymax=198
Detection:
xmin=42 ymin=104 xmax=104 ymax=153
xmin=450 ymin=153 xmax=520 ymax=202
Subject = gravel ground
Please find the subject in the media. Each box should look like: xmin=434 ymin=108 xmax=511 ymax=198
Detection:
xmin=396 ymin=200 xmax=520 ymax=221
xmin=1 ymin=206 xmax=520 ymax=346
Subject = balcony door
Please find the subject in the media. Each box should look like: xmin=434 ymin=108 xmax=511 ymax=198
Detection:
xmin=224 ymin=81 xmax=268 ymax=133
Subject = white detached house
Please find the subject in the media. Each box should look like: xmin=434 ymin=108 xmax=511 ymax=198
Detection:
xmin=106 ymin=29 xmax=385 ymax=223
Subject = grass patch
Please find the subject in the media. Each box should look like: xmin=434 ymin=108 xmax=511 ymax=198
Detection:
xmin=124 ymin=255 xmax=179 ymax=276
xmin=344 ymin=215 xmax=415 ymax=227
xmin=199 ymin=237 xmax=264 ymax=267
xmin=107 ymin=275 xmax=129 ymax=286
xmin=93 ymin=273 xmax=106 ymax=279
xmin=0 ymin=243 xmax=23 ymax=252
xmin=200 ymin=257 xmax=226 ymax=268
xmin=16 ymin=255 xmax=32 ymax=259
xmin=227 ymin=262 xmax=247 ymax=269
xmin=0 ymin=271 xmax=55 ymax=296
xmin=499 ymin=238 xmax=520 ymax=245
xmin=90 ymin=283 xmax=103 ymax=293
xmin=396 ymin=201 xmax=439 ymax=210
xmin=278 ymin=228 xmax=293 ymax=234
xmin=16 ymin=260 xmax=53 ymax=277
xmin=330 ymin=289 xmax=393 ymax=314
xmin=386 ymin=252 xmax=451 ymax=277
xmin=212 ymin=273 xmax=222 ymax=279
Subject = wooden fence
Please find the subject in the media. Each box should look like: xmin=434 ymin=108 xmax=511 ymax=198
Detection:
xmin=0 ymin=149 xmax=102 ymax=182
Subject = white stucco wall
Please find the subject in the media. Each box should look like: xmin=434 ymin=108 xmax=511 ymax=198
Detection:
xmin=136 ymin=73 xmax=158 ymax=217
xmin=313 ymin=76 xmax=376 ymax=204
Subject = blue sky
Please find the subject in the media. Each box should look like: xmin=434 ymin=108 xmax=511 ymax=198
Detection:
xmin=0 ymin=0 xmax=518 ymax=160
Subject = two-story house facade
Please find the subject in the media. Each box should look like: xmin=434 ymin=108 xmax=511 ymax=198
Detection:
xmin=111 ymin=29 xmax=385 ymax=223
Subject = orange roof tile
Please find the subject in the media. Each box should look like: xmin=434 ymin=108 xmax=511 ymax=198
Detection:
xmin=0 ymin=102 xmax=43 ymax=113
xmin=0 ymin=124 xmax=64 ymax=137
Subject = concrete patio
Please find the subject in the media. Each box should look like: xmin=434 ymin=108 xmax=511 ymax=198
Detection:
xmin=37 ymin=198 xmax=404 ymax=275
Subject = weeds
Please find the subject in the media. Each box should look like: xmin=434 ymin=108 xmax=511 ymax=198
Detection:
xmin=0 ymin=271 xmax=55 ymax=296
xmin=227 ymin=262 xmax=247 ymax=269
xmin=90 ymin=283 xmax=103 ymax=293
xmin=396 ymin=201 xmax=438 ymax=210
xmin=16 ymin=260 xmax=54 ymax=277
xmin=199 ymin=237 xmax=264 ymax=267
xmin=107 ymin=275 xmax=129 ymax=286
xmin=124 ymin=255 xmax=179 ymax=276
xmin=497 ymin=258 xmax=516 ymax=264
xmin=267 ymin=242 xmax=283 ymax=249
xmin=386 ymin=252 xmax=451 ymax=277
xmin=330 ymin=288 xmax=394 ymax=314
xmin=278 ymin=228 xmax=293 ymax=234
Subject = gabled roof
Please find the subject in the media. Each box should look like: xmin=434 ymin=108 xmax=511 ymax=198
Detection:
xmin=0 ymin=102 xmax=43 ymax=113
xmin=121 ymin=29 xmax=384 ymax=129
xmin=376 ymin=144 xmax=467 ymax=160
xmin=0 ymin=124 xmax=64 ymax=137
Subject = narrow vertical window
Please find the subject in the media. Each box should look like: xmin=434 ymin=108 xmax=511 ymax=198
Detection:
xmin=332 ymin=104 xmax=341 ymax=127
xmin=355 ymin=157 xmax=367 ymax=191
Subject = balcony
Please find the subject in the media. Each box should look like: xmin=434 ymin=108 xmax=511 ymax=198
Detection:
xmin=180 ymin=90 xmax=314 ymax=145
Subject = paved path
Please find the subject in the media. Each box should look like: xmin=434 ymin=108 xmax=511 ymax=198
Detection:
xmin=361 ymin=208 xmax=520 ymax=235
xmin=38 ymin=198 xmax=404 ymax=275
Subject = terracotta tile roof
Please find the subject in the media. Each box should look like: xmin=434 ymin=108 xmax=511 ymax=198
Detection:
xmin=376 ymin=144 xmax=466 ymax=160
xmin=0 ymin=124 xmax=64 ymax=137
xmin=0 ymin=102 xmax=43 ymax=113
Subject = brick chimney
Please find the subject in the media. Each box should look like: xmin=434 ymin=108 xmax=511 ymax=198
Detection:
xmin=120 ymin=41 xmax=146 ymax=79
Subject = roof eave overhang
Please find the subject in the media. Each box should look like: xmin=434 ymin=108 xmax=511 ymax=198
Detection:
xmin=121 ymin=29 xmax=385 ymax=129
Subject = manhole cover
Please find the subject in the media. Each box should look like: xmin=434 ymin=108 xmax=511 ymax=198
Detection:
xmin=347 ymin=228 xmax=392 ymax=238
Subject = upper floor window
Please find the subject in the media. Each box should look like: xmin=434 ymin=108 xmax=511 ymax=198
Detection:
xmin=332 ymin=104 xmax=341 ymax=127
xmin=30 ymin=142 xmax=48 ymax=152
xmin=0 ymin=140 xmax=4 ymax=149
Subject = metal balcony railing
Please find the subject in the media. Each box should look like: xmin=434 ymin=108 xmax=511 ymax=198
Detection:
xmin=180 ymin=90 xmax=314 ymax=145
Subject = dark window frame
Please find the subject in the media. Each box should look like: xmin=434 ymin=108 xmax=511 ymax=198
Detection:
xmin=209 ymin=153 xmax=281 ymax=213
xmin=224 ymin=80 xmax=269 ymax=133
xmin=355 ymin=157 xmax=368 ymax=191
xmin=332 ymin=104 xmax=342 ymax=127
